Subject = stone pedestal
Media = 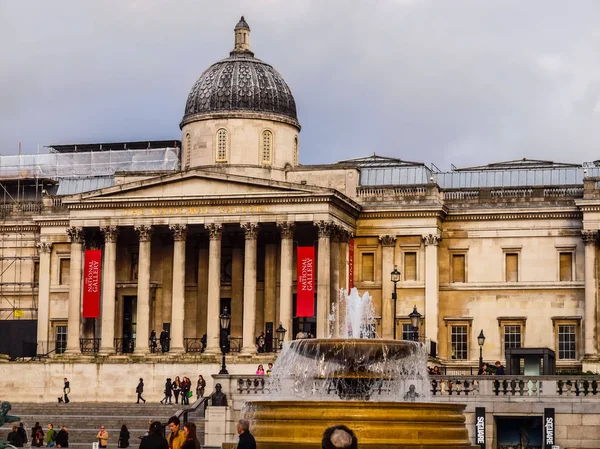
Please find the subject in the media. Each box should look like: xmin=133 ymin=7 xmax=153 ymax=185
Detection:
xmin=204 ymin=405 xmax=233 ymax=448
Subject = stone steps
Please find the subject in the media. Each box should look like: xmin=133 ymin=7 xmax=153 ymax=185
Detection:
xmin=0 ymin=402 xmax=205 ymax=445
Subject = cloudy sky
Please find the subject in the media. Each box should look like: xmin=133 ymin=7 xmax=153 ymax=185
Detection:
xmin=1 ymin=0 xmax=600 ymax=169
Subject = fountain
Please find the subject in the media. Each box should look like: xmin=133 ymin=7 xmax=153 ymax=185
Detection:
xmin=242 ymin=288 xmax=473 ymax=448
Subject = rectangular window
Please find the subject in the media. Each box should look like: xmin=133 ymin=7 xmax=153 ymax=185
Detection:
xmin=504 ymin=325 xmax=522 ymax=356
xmin=56 ymin=325 xmax=67 ymax=354
xmin=505 ymin=253 xmax=519 ymax=282
xmin=33 ymin=261 xmax=40 ymax=285
xmin=559 ymin=252 xmax=573 ymax=281
xmin=59 ymin=258 xmax=70 ymax=285
xmin=361 ymin=253 xmax=374 ymax=282
xmin=404 ymin=252 xmax=417 ymax=281
xmin=451 ymin=325 xmax=468 ymax=360
xmin=558 ymin=325 xmax=576 ymax=360
xmin=401 ymin=323 xmax=412 ymax=341
xmin=451 ymin=254 xmax=466 ymax=283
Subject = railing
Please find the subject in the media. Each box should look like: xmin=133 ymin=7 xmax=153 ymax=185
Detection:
xmin=114 ymin=337 xmax=135 ymax=354
xmin=230 ymin=337 xmax=243 ymax=353
xmin=219 ymin=374 xmax=600 ymax=399
xmin=356 ymin=186 xmax=428 ymax=199
xmin=443 ymin=190 xmax=479 ymax=200
xmin=184 ymin=338 xmax=205 ymax=353
xmin=79 ymin=338 xmax=100 ymax=353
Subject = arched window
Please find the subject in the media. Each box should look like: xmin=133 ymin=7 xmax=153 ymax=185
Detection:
xmin=185 ymin=133 xmax=191 ymax=169
xmin=216 ymin=129 xmax=228 ymax=162
xmin=261 ymin=130 xmax=273 ymax=164
xmin=293 ymin=136 xmax=298 ymax=166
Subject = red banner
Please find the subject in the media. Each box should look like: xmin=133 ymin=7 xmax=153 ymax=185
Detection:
xmin=82 ymin=249 xmax=102 ymax=318
xmin=348 ymin=238 xmax=354 ymax=290
xmin=297 ymin=246 xmax=315 ymax=317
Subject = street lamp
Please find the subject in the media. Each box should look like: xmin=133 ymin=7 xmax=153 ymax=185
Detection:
xmin=408 ymin=305 xmax=422 ymax=342
xmin=276 ymin=322 xmax=287 ymax=351
xmin=477 ymin=329 xmax=486 ymax=371
xmin=390 ymin=266 xmax=401 ymax=339
xmin=219 ymin=307 xmax=231 ymax=375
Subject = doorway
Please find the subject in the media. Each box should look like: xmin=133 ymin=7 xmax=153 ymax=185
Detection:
xmin=495 ymin=416 xmax=542 ymax=449
xmin=122 ymin=296 xmax=137 ymax=353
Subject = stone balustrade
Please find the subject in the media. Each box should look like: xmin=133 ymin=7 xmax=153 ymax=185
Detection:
xmin=216 ymin=374 xmax=600 ymax=401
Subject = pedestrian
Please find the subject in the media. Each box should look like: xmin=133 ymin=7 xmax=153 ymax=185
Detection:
xmin=266 ymin=363 xmax=273 ymax=375
xmin=255 ymin=333 xmax=265 ymax=353
xmin=255 ymin=364 xmax=265 ymax=375
xmin=45 ymin=424 xmax=56 ymax=448
xmin=181 ymin=423 xmax=200 ymax=449
xmin=55 ymin=426 xmax=68 ymax=448
xmin=118 ymin=424 xmax=130 ymax=448
xmin=478 ymin=363 xmax=490 ymax=375
xmin=136 ymin=378 xmax=146 ymax=403
xmin=31 ymin=422 xmax=41 ymax=446
xmin=8 ymin=425 xmax=24 ymax=447
xmin=34 ymin=425 xmax=45 ymax=447
xmin=160 ymin=328 xmax=169 ymax=353
xmin=150 ymin=330 xmax=158 ymax=353
xmin=196 ymin=375 xmax=206 ymax=399
xmin=161 ymin=377 xmax=172 ymax=404
xmin=96 ymin=425 xmax=109 ymax=449
xmin=180 ymin=377 xmax=189 ymax=406
xmin=17 ymin=422 xmax=28 ymax=446
xmin=235 ymin=419 xmax=256 ymax=449
xmin=63 ymin=378 xmax=70 ymax=404
xmin=494 ymin=361 xmax=505 ymax=375
xmin=139 ymin=421 xmax=168 ymax=449
xmin=172 ymin=377 xmax=181 ymax=405
xmin=321 ymin=425 xmax=358 ymax=449
xmin=167 ymin=416 xmax=185 ymax=449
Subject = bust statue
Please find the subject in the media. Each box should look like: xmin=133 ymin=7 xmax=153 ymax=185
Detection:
xmin=403 ymin=384 xmax=419 ymax=402
xmin=211 ymin=383 xmax=228 ymax=407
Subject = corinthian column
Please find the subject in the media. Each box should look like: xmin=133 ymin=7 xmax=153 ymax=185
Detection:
xmin=241 ymin=223 xmax=258 ymax=354
xmin=65 ymin=227 xmax=84 ymax=354
xmin=316 ymin=221 xmax=333 ymax=338
xmin=423 ymin=233 xmax=441 ymax=344
xmin=278 ymin=222 xmax=295 ymax=342
xmin=582 ymin=230 xmax=598 ymax=357
xmin=36 ymin=242 xmax=52 ymax=355
xmin=330 ymin=226 xmax=341 ymax=318
xmin=170 ymin=224 xmax=187 ymax=354
xmin=134 ymin=225 xmax=152 ymax=355
xmin=380 ymin=235 xmax=397 ymax=339
xmin=99 ymin=227 xmax=118 ymax=354
xmin=205 ymin=223 xmax=222 ymax=354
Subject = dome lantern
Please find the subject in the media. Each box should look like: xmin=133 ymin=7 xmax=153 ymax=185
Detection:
xmin=233 ymin=16 xmax=252 ymax=56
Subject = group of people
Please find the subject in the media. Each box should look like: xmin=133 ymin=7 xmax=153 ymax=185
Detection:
xmin=12 ymin=422 xmax=70 ymax=448
xmin=138 ymin=416 xmax=200 ymax=449
xmin=478 ymin=361 xmax=506 ymax=375
xmin=254 ymin=363 xmax=273 ymax=375
xmin=159 ymin=375 xmax=207 ymax=405
xmin=149 ymin=329 xmax=170 ymax=353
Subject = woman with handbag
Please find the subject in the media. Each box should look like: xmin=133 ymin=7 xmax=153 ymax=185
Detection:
xmin=196 ymin=375 xmax=206 ymax=399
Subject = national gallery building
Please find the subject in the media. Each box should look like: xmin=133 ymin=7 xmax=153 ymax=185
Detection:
xmin=3 ymin=17 xmax=600 ymax=374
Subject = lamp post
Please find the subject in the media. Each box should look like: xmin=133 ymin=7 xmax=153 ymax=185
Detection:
xmin=409 ymin=305 xmax=422 ymax=342
xmin=477 ymin=329 xmax=486 ymax=371
xmin=219 ymin=307 xmax=231 ymax=375
xmin=390 ymin=266 xmax=401 ymax=339
xmin=276 ymin=322 xmax=287 ymax=351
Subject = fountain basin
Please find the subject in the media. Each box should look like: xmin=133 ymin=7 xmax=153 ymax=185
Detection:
xmin=245 ymin=400 xmax=474 ymax=448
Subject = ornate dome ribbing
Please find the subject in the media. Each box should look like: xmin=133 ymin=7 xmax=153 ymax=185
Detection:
xmin=181 ymin=17 xmax=299 ymax=129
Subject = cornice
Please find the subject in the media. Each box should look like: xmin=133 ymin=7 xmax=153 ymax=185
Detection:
xmin=37 ymin=220 xmax=69 ymax=228
xmin=180 ymin=110 xmax=301 ymax=130
xmin=445 ymin=211 xmax=582 ymax=221
xmin=0 ymin=225 xmax=39 ymax=232
xmin=359 ymin=210 xmax=444 ymax=219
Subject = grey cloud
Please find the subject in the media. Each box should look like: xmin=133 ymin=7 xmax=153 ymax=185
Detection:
xmin=1 ymin=0 xmax=600 ymax=169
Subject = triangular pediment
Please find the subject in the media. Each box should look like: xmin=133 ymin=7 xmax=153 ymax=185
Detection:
xmin=61 ymin=169 xmax=332 ymax=204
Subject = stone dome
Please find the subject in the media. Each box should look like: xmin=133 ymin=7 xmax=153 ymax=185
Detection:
xmin=181 ymin=17 xmax=299 ymax=129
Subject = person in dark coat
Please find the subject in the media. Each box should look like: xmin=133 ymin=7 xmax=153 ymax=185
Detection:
xmin=55 ymin=426 xmax=69 ymax=448
xmin=17 ymin=422 xmax=28 ymax=446
xmin=235 ymin=419 xmax=256 ymax=449
xmin=161 ymin=378 xmax=172 ymax=404
xmin=321 ymin=425 xmax=358 ymax=449
xmin=139 ymin=421 xmax=168 ymax=449
xmin=136 ymin=378 xmax=146 ymax=404
xmin=159 ymin=329 xmax=169 ymax=353
xmin=31 ymin=422 xmax=41 ymax=446
xmin=181 ymin=423 xmax=200 ymax=449
xmin=8 ymin=425 xmax=24 ymax=447
xmin=494 ymin=361 xmax=505 ymax=375
xmin=118 ymin=424 xmax=130 ymax=448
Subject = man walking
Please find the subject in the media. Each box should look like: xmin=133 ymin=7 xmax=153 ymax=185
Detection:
xmin=136 ymin=378 xmax=146 ymax=404
xmin=63 ymin=378 xmax=70 ymax=404
xmin=236 ymin=419 xmax=256 ymax=449
xmin=44 ymin=424 xmax=56 ymax=448
xmin=160 ymin=328 xmax=169 ymax=353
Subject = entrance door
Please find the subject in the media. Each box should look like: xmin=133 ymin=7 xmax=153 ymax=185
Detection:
xmin=292 ymin=293 xmax=317 ymax=338
xmin=123 ymin=296 xmax=137 ymax=353
xmin=495 ymin=416 xmax=543 ymax=449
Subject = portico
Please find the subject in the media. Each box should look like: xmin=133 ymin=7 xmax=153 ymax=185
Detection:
xmin=37 ymin=169 xmax=360 ymax=356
